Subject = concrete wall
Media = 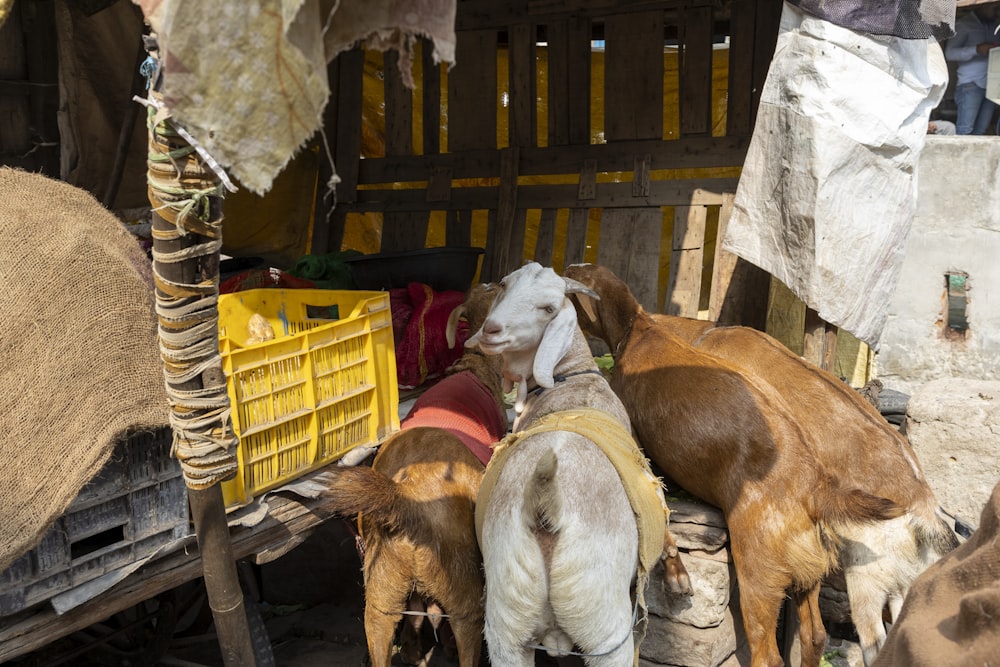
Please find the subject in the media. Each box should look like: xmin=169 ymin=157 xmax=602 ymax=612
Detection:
xmin=876 ymin=136 xmax=1000 ymax=527
xmin=875 ymin=136 xmax=1000 ymax=395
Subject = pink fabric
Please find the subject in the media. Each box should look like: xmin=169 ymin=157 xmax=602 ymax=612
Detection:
xmin=401 ymin=370 xmax=505 ymax=466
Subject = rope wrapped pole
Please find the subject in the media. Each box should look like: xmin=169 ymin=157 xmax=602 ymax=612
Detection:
xmin=142 ymin=46 xmax=258 ymax=666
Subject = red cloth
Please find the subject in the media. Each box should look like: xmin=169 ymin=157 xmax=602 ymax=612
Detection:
xmin=394 ymin=283 xmax=467 ymax=389
xmin=401 ymin=370 xmax=506 ymax=466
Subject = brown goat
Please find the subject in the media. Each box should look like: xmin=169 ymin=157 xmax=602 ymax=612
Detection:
xmin=565 ymin=262 xmax=959 ymax=666
xmin=320 ymin=283 xmax=506 ymax=667
xmin=562 ymin=263 xmax=905 ymax=667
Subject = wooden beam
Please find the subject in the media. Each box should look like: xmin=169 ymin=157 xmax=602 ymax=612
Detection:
xmin=344 ymin=178 xmax=738 ymax=212
xmin=355 ymin=135 xmax=749 ymax=183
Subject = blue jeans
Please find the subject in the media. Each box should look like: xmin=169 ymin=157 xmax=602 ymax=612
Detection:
xmin=954 ymin=82 xmax=998 ymax=135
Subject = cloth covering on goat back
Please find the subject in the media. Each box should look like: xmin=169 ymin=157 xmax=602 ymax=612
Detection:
xmin=400 ymin=369 xmax=507 ymax=466
xmin=476 ymin=407 xmax=669 ymax=659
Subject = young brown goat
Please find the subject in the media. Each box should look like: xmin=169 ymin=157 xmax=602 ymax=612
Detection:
xmin=561 ymin=263 xmax=905 ymax=667
xmin=564 ymin=262 xmax=959 ymax=666
xmin=320 ymin=283 xmax=506 ymax=667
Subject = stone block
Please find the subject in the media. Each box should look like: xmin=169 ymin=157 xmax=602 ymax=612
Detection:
xmin=647 ymin=552 xmax=732 ymax=629
xmin=905 ymin=378 xmax=1000 ymax=528
xmin=640 ymin=607 xmax=738 ymax=667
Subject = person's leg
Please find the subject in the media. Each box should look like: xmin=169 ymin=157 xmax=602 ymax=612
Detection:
xmin=973 ymin=94 xmax=998 ymax=135
xmin=954 ymin=82 xmax=986 ymax=135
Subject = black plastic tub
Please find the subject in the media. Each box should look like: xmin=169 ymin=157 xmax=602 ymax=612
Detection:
xmin=344 ymin=247 xmax=485 ymax=292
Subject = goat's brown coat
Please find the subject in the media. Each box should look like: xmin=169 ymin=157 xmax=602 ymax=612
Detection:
xmin=320 ymin=285 xmax=506 ymax=667
xmin=564 ymin=263 xmax=905 ymax=667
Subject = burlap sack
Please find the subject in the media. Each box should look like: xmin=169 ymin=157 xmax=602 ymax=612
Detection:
xmin=873 ymin=479 xmax=1000 ymax=666
xmin=0 ymin=168 xmax=169 ymax=573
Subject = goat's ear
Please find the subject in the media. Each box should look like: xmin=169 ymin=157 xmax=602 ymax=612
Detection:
xmin=533 ymin=302 xmax=578 ymax=388
xmin=446 ymin=303 xmax=467 ymax=349
xmin=574 ymin=293 xmax=599 ymax=325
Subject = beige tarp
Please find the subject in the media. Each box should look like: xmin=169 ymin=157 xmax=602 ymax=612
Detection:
xmin=132 ymin=0 xmax=457 ymax=196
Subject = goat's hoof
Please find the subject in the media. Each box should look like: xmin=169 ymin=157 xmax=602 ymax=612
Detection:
xmin=661 ymin=554 xmax=693 ymax=596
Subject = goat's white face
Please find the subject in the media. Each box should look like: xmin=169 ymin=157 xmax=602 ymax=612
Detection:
xmin=467 ymin=262 xmax=566 ymax=355
xmin=467 ymin=263 xmax=599 ymax=412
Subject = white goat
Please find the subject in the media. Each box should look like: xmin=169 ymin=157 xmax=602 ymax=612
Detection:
xmin=467 ymin=262 xmax=689 ymax=667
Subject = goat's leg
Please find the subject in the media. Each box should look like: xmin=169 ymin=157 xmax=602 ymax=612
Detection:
xmin=447 ymin=612 xmax=484 ymax=667
xmin=363 ymin=562 xmax=411 ymax=667
xmin=792 ymin=583 xmax=827 ymax=667
xmin=729 ymin=538 xmax=787 ymax=667
xmin=661 ymin=529 xmax=693 ymax=595
xmin=844 ymin=568 xmax=889 ymax=667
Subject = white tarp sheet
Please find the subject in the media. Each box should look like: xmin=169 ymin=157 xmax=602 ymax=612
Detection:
xmin=723 ymin=1 xmax=948 ymax=348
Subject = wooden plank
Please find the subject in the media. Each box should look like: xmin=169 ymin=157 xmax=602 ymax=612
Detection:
xmin=381 ymin=211 xmax=429 ymax=252
xmin=385 ymin=49 xmax=414 ymax=156
xmin=679 ymin=4 xmax=713 ymax=136
xmin=540 ymin=14 xmax=590 ymax=148
xmin=726 ymin=0 xmax=756 ymax=136
xmin=546 ymin=20 xmax=570 ymax=146
xmin=426 ymin=166 xmax=452 ymax=202
xmin=709 ymin=192 xmax=736 ymax=321
xmin=356 ymin=135 xmax=749 ymax=183
xmin=803 ymin=308 xmax=839 ymax=372
xmin=508 ymin=22 xmax=537 ymax=147
xmin=534 ymin=208 xmax=558 ymax=266
xmin=446 ymin=209 xmax=473 ymax=247
xmin=481 ymin=208 xmax=500 ymax=281
xmin=333 ymin=48 xmax=365 ymax=205
xmin=752 ymin=0 xmax=783 ymax=128
xmin=448 ymin=30 xmax=498 ymax=152
xmin=492 ymin=147 xmax=521 ymax=277
xmin=422 ymin=38 xmax=442 ymax=155
xmin=604 ymin=11 xmax=664 ymax=141
xmin=598 ymin=208 xmax=662 ymax=312
xmin=665 ymin=205 xmax=707 ymax=316
xmin=633 ymin=153 xmax=651 ymax=197
xmin=565 ymin=208 xmax=590 ymax=266
xmin=578 ymin=158 xmax=597 ymax=200
xmin=566 ymin=16 xmax=592 ymax=145
xmin=347 ymin=178 xmax=738 ymax=212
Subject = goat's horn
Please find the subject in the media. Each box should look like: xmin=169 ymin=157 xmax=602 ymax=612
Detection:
xmin=563 ymin=277 xmax=600 ymax=301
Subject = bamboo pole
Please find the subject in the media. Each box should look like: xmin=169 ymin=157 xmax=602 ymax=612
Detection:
xmin=142 ymin=44 xmax=258 ymax=666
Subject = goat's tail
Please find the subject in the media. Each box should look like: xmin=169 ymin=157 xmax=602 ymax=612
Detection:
xmin=914 ymin=505 xmax=962 ymax=556
xmin=815 ymin=474 xmax=907 ymax=529
xmin=523 ymin=447 xmax=563 ymax=533
xmin=321 ymin=465 xmax=403 ymax=531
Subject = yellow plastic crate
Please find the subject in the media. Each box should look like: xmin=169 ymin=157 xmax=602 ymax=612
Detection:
xmin=217 ymin=288 xmax=400 ymax=509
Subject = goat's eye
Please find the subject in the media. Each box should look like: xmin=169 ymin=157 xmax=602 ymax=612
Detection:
xmin=498 ymin=280 xmax=506 ymax=289
xmin=542 ymin=305 xmax=556 ymax=314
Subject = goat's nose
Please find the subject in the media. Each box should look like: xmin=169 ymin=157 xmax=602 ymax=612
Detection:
xmin=482 ymin=319 xmax=502 ymax=335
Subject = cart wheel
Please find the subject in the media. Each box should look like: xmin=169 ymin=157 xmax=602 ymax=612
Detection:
xmin=69 ymin=589 xmax=179 ymax=666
